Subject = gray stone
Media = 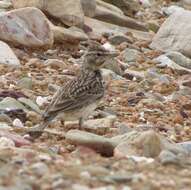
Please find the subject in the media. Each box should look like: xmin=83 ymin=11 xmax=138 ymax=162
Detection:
xmin=166 ymin=51 xmax=191 ymax=69
xmin=104 ymin=58 xmax=123 ymax=76
xmin=121 ymin=48 xmax=141 ymax=64
xmin=17 ymin=77 xmax=32 ymax=89
xmin=96 ymin=0 xmax=124 ymax=15
xmin=30 ymin=162 xmax=49 ymax=176
xmin=114 ymin=130 xmax=163 ymax=158
xmin=162 ymin=5 xmax=185 ymax=16
xmin=18 ymin=97 xmax=42 ymax=114
xmin=94 ymin=3 xmax=147 ymax=31
xmin=0 ymin=1 xmax=12 ymax=9
xmin=154 ymin=55 xmax=191 ymax=74
xmin=159 ymin=150 xmax=180 ymax=165
xmin=65 ymin=129 xmax=115 ymax=156
xmin=50 ymin=22 xmax=88 ymax=44
xmin=101 ymin=68 xmax=124 ymax=81
xmin=83 ymin=116 xmax=116 ymax=135
xmin=102 ymin=0 xmax=141 ymax=16
xmin=0 ymin=137 xmax=15 ymax=148
xmin=85 ymin=17 xmax=152 ymax=41
xmin=147 ymin=20 xmax=160 ymax=33
xmin=178 ymin=141 xmax=191 ymax=153
xmin=0 ymin=122 xmax=12 ymax=130
xmin=123 ymin=68 xmax=144 ymax=81
xmin=0 ymin=97 xmax=28 ymax=112
xmin=108 ymin=34 xmax=133 ymax=45
xmin=150 ymin=10 xmax=191 ymax=58
xmin=0 ymin=41 xmax=20 ymax=67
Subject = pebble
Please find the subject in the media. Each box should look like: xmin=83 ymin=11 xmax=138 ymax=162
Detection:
xmin=65 ymin=130 xmax=115 ymax=156
xmin=108 ymin=34 xmax=133 ymax=45
xmin=114 ymin=131 xmax=162 ymax=158
xmin=159 ymin=150 xmax=180 ymax=165
xmin=36 ymin=96 xmax=49 ymax=107
xmin=72 ymin=184 xmax=89 ymax=190
xmin=17 ymin=77 xmax=32 ymax=89
xmin=121 ymin=48 xmax=141 ymax=64
xmin=83 ymin=117 xmax=116 ymax=135
xmin=0 ymin=136 xmax=15 ymax=148
xmin=30 ymin=162 xmax=49 ymax=177
xmin=12 ymin=118 xmax=24 ymax=128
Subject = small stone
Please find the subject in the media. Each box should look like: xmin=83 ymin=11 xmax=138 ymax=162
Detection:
xmin=0 ymin=114 xmax=12 ymax=124
xmin=0 ymin=130 xmax=30 ymax=147
xmin=147 ymin=20 xmax=160 ymax=33
xmin=108 ymin=34 xmax=133 ymax=45
xmin=159 ymin=150 xmax=180 ymax=165
xmin=139 ymin=0 xmax=151 ymax=8
xmin=127 ymin=156 xmax=154 ymax=163
xmin=102 ymin=42 xmax=116 ymax=52
xmin=166 ymin=51 xmax=191 ymax=69
xmin=36 ymin=96 xmax=49 ymax=107
xmin=121 ymin=48 xmax=141 ymax=64
xmin=122 ymin=186 xmax=132 ymax=190
xmin=83 ymin=117 xmax=116 ymax=135
xmin=0 ymin=136 xmax=15 ymax=148
xmin=30 ymin=162 xmax=49 ymax=177
xmin=0 ymin=41 xmax=20 ymax=67
xmin=44 ymin=59 xmax=67 ymax=69
xmin=92 ymin=186 xmax=115 ymax=190
xmin=81 ymin=0 xmax=96 ymax=17
xmin=65 ymin=130 xmax=115 ymax=156
xmin=123 ymin=68 xmax=144 ymax=81
xmin=0 ymin=1 xmax=12 ymax=9
xmin=104 ymin=58 xmax=123 ymax=76
xmin=101 ymin=68 xmax=124 ymax=82
xmin=72 ymin=184 xmax=89 ymax=190
xmin=52 ymin=178 xmax=68 ymax=189
xmin=17 ymin=77 xmax=32 ymax=89
xmin=12 ymin=118 xmax=24 ymax=128
xmin=178 ymin=141 xmax=191 ymax=153
xmin=0 ymin=97 xmax=27 ymax=111
xmin=18 ymin=97 xmax=42 ymax=114
xmin=114 ymin=131 xmax=162 ymax=158
xmin=0 ymin=122 xmax=12 ymax=130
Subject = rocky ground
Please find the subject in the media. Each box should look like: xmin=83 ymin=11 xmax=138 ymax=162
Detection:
xmin=0 ymin=0 xmax=191 ymax=190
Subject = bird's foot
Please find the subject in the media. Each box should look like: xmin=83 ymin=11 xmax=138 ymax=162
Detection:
xmin=25 ymin=126 xmax=44 ymax=139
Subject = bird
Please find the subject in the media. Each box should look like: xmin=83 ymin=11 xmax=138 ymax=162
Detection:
xmin=26 ymin=41 xmax=118 ymax=138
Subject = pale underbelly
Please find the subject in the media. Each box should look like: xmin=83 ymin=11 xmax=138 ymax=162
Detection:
xmin=56 ymin=102 xmax=98 ymax=121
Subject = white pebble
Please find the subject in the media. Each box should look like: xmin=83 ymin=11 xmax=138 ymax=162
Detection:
xmin=13 ymin=118 xmax=24 ymax=128
xmin=36 ymin=96 xmax=48 ymax=107
xmin=102 ymin=42 xmax=115 ymax=51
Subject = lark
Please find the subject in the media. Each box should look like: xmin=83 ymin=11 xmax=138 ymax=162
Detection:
xmin=27 ymin=41 xmax=118 ymax=138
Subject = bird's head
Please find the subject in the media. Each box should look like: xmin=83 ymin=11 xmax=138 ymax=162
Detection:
xmin=83 ymin=41 xmax=118 ymax=71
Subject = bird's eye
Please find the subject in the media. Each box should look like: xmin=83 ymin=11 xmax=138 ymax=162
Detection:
xmin=97 ymin=52 xmax=101 ymax=56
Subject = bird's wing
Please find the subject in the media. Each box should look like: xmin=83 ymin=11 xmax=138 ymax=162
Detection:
xmin=43 ymin=71 xmax=104 ymax=120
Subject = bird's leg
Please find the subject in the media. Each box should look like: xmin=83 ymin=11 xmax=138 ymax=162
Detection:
xmin=26 ymin=120 xmax=49 ymax=139
xmin=79 ymin=117 xmax=84 ymax=130
xmin=60 ymin=119 xmax=65 ymax=127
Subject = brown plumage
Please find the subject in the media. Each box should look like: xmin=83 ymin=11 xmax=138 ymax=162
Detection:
xmin=27 ymin=41 xmax=118 ymax=138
